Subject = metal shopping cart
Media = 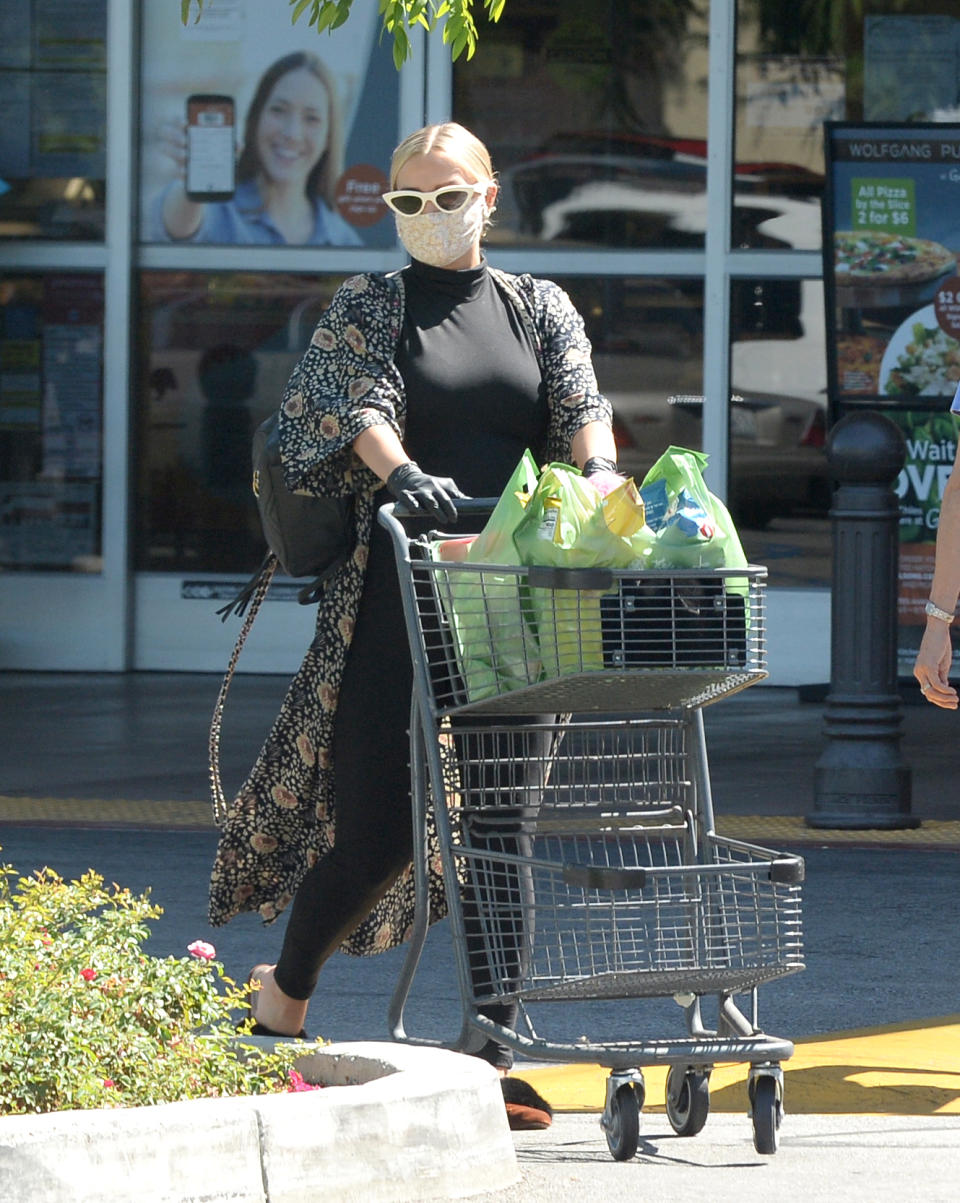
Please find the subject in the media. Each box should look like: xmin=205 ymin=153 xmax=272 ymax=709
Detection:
xmin=378 ymin=499 xmax=804 ymax=1160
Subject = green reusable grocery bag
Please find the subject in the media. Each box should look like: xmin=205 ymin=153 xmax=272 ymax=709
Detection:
xmin=633 ymin=446 xmax=748 ymax=574
xmin=432 ymin=450 xmax=542 ymax=702
xmin=631 ymin=449 xmax=751 ymax=651
xmin=512 ymin=463 xmax=646 ymax=678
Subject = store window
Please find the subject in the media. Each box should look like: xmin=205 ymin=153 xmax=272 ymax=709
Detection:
xmin=453 ymin=0 xmax=712 ymax=250
xmin=734 ymin=1 xmax=960 ymax=253
xmin=733 ymin=1 xmax=843 ymax=251
xmin=728 ymin=277 xmax=831 ymax=586
xmin=135 ymin=271 xmax=346 ymax=574
xmin=557 ymin=276 xmax=705 ymax=476
xmin=0 ymin=273 xmax=104 ymax=571
xmin=0 ymin=1 xmax=107 ymax=240
xmin=137 ymin=3 xmax=398 ymax=249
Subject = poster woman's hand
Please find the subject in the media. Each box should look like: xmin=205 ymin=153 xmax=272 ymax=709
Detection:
xmin=156 ymin=119 xmax=206 ymax=240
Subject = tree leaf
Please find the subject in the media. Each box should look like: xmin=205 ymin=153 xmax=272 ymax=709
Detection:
xmin=314 ymin=3 xmax=338 ymax=31
xmin=393 ymin=36 xmax=406 ymax=70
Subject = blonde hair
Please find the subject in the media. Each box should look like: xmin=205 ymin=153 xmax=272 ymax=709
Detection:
xmin=389 ymin=122 xmax=494 ymax=189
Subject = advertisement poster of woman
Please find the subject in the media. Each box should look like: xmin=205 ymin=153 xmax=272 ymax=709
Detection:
xmin=140 ymin=1 xmax=398 ymax=247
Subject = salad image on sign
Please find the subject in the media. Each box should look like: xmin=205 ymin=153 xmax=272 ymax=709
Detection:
xmin=880 ymin=275 xmax=960 ymax=397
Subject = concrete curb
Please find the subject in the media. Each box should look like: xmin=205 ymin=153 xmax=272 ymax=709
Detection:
xmin=0 ymin=1042 xmax=518 ymax=1203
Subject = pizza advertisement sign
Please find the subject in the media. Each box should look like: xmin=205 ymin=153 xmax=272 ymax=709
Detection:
xmin=823 ymin=125 xmax=960 ymax=674
xmin=823 ymin=123 xmax=960 ymax=415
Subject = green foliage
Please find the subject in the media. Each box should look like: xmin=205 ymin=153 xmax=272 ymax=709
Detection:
xmin=0 ymin=853 xmax=311 ymax=1115
xmin=179 ymin=0 xmax=504 ymax=66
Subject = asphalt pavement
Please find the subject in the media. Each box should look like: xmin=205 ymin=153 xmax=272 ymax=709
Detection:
xmin=1 ymin=671 xmax=959 ymax=1199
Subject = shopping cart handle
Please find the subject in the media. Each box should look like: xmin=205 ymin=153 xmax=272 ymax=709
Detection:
xmin=769 ymin=856 xmax=805 ymax=884
xmin=562 ymin=865 xmax=647 ymax=891
xmin=528 ymin=565 xmax=615 ymax=591
xmin=388 ymin=497 xmax=498 ymax=521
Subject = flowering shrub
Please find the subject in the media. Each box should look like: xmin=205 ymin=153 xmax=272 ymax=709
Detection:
xmin=0 ymin=851 xmax=319 ymax=1115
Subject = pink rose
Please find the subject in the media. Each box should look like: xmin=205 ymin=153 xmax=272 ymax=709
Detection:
xmin=80 ymin=968 xmax=97 ymax=981
xmin=187 ymin=940 xmax=216 ymax=961
xmin=288 ymin=1069 xmax=323 ymax=1092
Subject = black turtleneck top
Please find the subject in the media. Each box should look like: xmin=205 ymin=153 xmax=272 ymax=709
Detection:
xmin=394 ymin=257 xmax=548 ymax=499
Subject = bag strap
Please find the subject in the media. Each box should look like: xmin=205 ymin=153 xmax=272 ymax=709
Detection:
xmin=208 ymin=553 xmax=278 ymax=827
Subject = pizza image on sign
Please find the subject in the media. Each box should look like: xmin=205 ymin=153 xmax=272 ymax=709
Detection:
xmin=834 ymin=231 xmax=956 ymax=285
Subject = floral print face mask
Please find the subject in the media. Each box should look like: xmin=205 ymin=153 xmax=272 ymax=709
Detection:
xmin=395 ymin=193 xmax=488 ymax=267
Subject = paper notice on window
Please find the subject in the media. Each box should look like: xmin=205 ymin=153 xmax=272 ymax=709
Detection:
xmin=0 ymin=339 xmax=42 ymax=431
xmin=42 ymin=324 xmax=102 ymax=479
xmin=864 ymin=15 xmax=960 ymax=122
xmin=0 ymin=481 xmax=98 ymax=568
xmin=32 ymin=71 xmax=106 ymax=177
xmin=33 ymin=0 xmax=106 ymax=69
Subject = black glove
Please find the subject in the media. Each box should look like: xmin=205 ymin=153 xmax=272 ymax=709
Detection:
xmin=386 ymin=461 xmax=466 ymax=523
xmin=581 ymin=455 xmax=620 ymax=478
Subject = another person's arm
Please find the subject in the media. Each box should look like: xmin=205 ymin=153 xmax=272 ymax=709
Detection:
xmin=913 ymin=438 xmax=960 ymax=708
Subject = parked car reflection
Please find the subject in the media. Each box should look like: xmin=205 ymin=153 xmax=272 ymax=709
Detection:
xmin=491 ymin=131 xmax=824 ymax=251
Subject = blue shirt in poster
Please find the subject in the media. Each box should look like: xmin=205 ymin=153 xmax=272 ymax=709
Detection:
xmin=150 ymin=178 xmax=363 ymax=247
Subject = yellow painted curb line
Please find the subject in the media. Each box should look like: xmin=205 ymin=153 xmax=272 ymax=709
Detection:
xmin=0 ymin=795 xmax=214 ymax=828
xmin=519 ymin=1015 xmax=960 ymax=1117
xmin=1 ymin=799 xmax=957 ymax=845
xmin=716 ymin=815 xmax=960 ymax=848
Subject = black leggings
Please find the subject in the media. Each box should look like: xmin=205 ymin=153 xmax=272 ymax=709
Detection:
xmin=273 ymin=521 xmax=418 ymax=1000
xmin=273 ymin=519 xmax=550 ymax=1067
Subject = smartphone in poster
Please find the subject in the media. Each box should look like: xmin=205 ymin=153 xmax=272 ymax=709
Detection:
xmin=140 ymin=3 xmax=399 ymax=248
xmin=823 ymin=123 xmax=960 ymax=411
xmin=185 ymin=94 xmax=236 ymax=201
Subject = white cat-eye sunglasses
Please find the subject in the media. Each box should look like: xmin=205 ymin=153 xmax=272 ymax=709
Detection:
xmin=381 ymin=181 xmax=491 ymax=217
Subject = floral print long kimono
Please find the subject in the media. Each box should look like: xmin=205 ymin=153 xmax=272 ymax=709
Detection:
xmin=208 ymin=266 xmax=612 ymax=954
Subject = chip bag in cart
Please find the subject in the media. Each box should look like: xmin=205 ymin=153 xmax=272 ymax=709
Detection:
xmin=512 ymin=463 xmax=647 ymax=678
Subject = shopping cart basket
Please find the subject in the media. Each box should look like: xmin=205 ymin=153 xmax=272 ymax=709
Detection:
xmin=379 ymin=499 xmax=804 ymax=1159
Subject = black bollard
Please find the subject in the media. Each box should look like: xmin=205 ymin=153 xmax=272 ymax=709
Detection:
xmin=808 ymin=410 xmax=918 ymax=830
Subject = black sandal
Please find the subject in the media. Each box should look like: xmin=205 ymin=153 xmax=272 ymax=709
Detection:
xmin=241 ymin=969 xmax=312 ymax=1040
xmin=500 ymin=1077 xmax=553 ymax=1130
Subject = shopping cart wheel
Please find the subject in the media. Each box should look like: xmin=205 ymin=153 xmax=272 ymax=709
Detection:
xmin=750 ymin=1075 xmax=781 ymax=1154
xmin=603 ymin=1083 xmax=641 ymax=1162
xmin=665 ymin=1066 xmax=710 ymax=1137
